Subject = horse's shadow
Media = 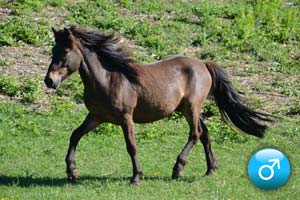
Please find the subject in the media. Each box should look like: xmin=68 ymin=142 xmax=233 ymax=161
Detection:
xmin=0 ymin=175 xmax=193 ymax=187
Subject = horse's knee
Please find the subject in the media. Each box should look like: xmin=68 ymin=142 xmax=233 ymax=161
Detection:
xmin=189 ymin=131 xmax=201 ymax=143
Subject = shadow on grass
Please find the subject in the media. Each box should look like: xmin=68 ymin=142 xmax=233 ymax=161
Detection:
xmin=0 ymin=175 xmax=127 ymax=187
xmin=0 ymin=175 xmax=195 ymax=187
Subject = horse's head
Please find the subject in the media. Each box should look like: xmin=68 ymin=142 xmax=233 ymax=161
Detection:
xmin=44 ymin=27 xmax=83 ymax=89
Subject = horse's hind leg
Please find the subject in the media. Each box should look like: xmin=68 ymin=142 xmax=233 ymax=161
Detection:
xmin=172 ymin=108 xmax=200 ymax=179
xmin=65 ymin=113 xmax=101 ymax=182
xmin=199 ymin=119 xmax=218 ymax=175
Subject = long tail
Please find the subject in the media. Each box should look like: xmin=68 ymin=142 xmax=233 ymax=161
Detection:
xmin=205 ymin=61 xmax=273 ymax=138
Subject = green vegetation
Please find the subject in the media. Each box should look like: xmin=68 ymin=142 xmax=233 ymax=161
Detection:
xmin=0 ymin=103 xmax=299 ymax=199
xmin=0 ymin=74 xmax=21 ymax=97
xmin=1 ymin=0 xmax=300 ymax=68
xmin=0 ymin=59 xmax=11 ymax=66
xmin=0 ymin=0 xmax=299 ymax=199
xmin=0 ymin=74 xmax=44 ymax=103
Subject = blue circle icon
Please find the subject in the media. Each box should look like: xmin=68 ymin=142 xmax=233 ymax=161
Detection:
xmin=248 ymin=148 xmax=290 ymax=190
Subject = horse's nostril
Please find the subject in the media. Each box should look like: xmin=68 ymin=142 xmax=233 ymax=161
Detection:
xmin=44 ymin=76 xmax=53 ymax=87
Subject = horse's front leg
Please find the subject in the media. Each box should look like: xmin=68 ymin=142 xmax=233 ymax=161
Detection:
xmin=121 ymin=114 xmax=143 ymax=185
xmin=65 ymin=113 xmax=101 ymax=183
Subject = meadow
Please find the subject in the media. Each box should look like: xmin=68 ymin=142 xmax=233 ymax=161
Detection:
xmin=0 ymin=0 xmax=299 ymax=199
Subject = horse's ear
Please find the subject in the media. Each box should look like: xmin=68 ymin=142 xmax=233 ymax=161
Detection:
xmin=64 ymin=28 xmax=71 ymax=36
xmin=63 ymin=27 xmax=76 ymax=48
xmin=52 ymin=27 xmax=57 ymax=35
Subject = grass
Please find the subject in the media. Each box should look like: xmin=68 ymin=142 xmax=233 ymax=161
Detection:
xmin=0 ymin=74 xmax=44 ymax=103
xmin=0 ymin=0 xmax=300 ymax=199
xmin=0 ymin=59 xmax=11 ymax=66
xmin=1 ymin=0 xmax=300 ymax=67
xmin=0 ymin=103 xmax=299 ymax=199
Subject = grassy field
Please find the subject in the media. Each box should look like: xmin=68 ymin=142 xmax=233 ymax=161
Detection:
xmin=0 ymin=0 xmax=300 ymax=199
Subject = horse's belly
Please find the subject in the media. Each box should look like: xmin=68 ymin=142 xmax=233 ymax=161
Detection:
xmin=133 ymin=108 xmax=173 ymax=123
xmin=133 ymin=94 xmax=182 ymax=123
xmin=132 ymin=110 xmax=167 ymax=123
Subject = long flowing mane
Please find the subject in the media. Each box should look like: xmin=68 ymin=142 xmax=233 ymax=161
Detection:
xmin=69 ymin=25 xmax=142 ymax=85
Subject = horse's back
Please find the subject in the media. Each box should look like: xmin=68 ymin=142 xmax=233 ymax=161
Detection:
xmin=142 ymin=55 xmax=212 ymax=98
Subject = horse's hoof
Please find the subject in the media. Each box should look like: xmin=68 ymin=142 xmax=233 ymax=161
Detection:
xmin=172 ymin=170 xmax=183 ymax=179
xmin=130 ymin=180 xmax=141 ymax=186
xmin=172 ymin=163 xmax=184 ymax=179
xmin=205 ymin=160 xmax=218 ymax=176
xmin=130 ymin=172 xmax=143 ymax=186
xmin=67 ymin=169 xmax=78 ymax=183
xmin=205 ymin=168 xmax=217 ymax=176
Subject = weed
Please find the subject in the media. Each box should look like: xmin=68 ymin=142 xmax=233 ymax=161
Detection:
xmin=0 ymin=74 xmax=45 ymax=102
xmin=286 ymin=101 xmax=300 ymax=116
xmin=0 ymin=59 xmax=11 ymax=66
xmin=0 ymin=74 xmax=21 ymax=97
xmin=20 ymin=77 xmax=44 ymax=103
xmin=92 ymin=123 xmax=122 ymax=136
xmin=281 ymin=81 xmax=300 ymax=97
xmin=0 ymin=16 xmax=51 ymax=46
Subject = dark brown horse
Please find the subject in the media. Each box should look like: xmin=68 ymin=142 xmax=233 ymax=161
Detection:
xmin=44 ymin=26 xmax=272 ymax=185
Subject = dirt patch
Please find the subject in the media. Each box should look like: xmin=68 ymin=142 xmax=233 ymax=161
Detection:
xmin=0 ymin=6 xmax=13 ymax=20
xmin=43 ymin=6 xmax=67 ymax=27
xmin=0 ymin=45 xmax=49 ymax=78
xmin=226 ymin=62 xmax=299 ymax=114
xmin=0 ymin=45 xmax=52 ymax=110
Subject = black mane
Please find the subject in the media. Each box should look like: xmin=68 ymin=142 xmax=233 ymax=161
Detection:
xmin=69 ymin=25 xmax=141 ymax=84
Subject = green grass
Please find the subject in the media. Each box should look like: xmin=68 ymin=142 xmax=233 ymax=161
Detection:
xmin=0 ymin=74 xmax=21 ymax=97
xmin=0 ymin=59 xmax=11 ymax=66
xmin=1 ymin=0 xmax=300 ymax=69
xmin=1 ymin=0 xmax=300 ymax=199
xmin=0 ymin=74 xmax=44 ymax=103
xmin=0 ymin=103 xmax=299 ymax=199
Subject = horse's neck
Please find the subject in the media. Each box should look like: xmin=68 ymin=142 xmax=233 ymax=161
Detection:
xmin=79 ymin=50 xmax=110 ymax=92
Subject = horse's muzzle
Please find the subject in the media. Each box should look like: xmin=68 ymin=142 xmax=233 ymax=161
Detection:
xmin=44 ymin=76 xmax=58 ymax=89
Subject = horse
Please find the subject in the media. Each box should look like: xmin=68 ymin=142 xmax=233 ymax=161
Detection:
xmin=44 ymin=25 xmax=273 ymax=185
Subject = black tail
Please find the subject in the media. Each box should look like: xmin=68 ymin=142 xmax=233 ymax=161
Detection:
xmin=205 ymin=61 xmax=273 ymax=138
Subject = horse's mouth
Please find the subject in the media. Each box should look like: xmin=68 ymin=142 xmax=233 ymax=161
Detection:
xmin=47 ymin=84 xmax=59 ymax=89
xmin=44 ymin=76 xmax=60 ymax=89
